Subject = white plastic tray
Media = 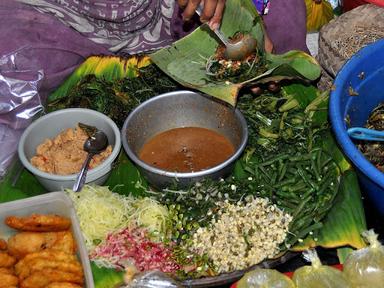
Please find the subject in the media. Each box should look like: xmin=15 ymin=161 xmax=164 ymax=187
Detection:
xmin=0 ymin=192 xmax=94 ymax=288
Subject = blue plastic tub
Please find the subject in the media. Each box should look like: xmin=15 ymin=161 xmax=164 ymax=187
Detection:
xmin=330 ymin=39 xmax=384 ymax=214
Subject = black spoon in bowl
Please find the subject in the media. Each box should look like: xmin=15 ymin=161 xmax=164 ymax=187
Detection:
xmin=72 ymin=125 xmax=108 ymax=192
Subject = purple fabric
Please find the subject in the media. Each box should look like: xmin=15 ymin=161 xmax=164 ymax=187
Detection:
xmin=0 ymin=0 xmax=111 ymax=101
xmin=17 ymin=0 xmax=179 ymax=55
xmin=263 ymin=0 xmax=309 ymax=54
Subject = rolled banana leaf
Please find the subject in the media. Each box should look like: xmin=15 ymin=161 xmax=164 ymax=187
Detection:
xmin=150 ymin=0 xmax=321 ymax=106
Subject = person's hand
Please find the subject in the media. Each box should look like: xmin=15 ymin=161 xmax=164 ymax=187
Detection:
xmin=177 ymin=0 xmax=226 ymax=30
xmin=264 ymin=31 xmax=274 ymax=53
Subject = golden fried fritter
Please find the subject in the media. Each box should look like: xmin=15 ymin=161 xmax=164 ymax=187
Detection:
xmin=0 ymin=252 xmax=16 ymax=268
xmin=15 ymin=249 xmax=77 ymax=275
xmin=20 ymin=269 xmax=84 ymax=288
xmin=0 ymin=239 xmax=6 ymax=250
xmin=5 ymin=214 xmax=71 ymax=232
xmin=18 ymin=258 xmax=83 ymax=281
xmin=44 ymin=282 xmax=82 ymax=288
xmin=0 ymin=267 xmax=14 ymax=275
xmin=8 ymin=230 xmax=76 ymax=259
xmin=0 ymin=272 xmax=18 ymax=287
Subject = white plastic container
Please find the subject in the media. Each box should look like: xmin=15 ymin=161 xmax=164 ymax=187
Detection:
xmin=0 ymin=192 xmax=94 ymax=288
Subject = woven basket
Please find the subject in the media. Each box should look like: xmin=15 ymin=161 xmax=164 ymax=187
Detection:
xmin=318 ymin=4 xmax=384 ymax=79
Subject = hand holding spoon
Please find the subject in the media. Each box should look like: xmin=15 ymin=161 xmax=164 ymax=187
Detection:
xmin=195 ymin=5 xmax=257 ymax=61
xmin=72 ymin=126 xmax=108 ymax=192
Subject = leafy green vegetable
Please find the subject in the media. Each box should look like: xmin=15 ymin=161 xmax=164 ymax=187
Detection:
xmin=48 ymin=65 xmax=180 ymax=127
xmin=150 ymin=0 xmax=321 ymax=105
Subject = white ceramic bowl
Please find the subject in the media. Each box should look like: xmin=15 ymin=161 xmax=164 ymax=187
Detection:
xmin=18 ymin=108 xmax=121 ymax=191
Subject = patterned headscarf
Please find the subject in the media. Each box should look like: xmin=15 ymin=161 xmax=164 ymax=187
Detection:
xmin=253 ymin=0 xmax=270 ymax=15
xmin=17 ymin=0 xmax=176 ymax=54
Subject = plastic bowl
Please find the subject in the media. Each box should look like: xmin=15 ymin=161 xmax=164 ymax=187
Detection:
xmin=121 ymin=90 xmax=248 ymax=188
xmin=18 ymin=108 xmax=121 ymax=191
xmin=0 ymin=192 xmax=94 ymax=287
xmin=329 ymin=39 xmax=384 ymax=214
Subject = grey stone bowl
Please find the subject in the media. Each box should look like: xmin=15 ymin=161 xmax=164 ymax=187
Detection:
xmin=121 ymin=90 xmax=248 ymax=188
xmin=18 ymin=108 xmax=121 ymax=191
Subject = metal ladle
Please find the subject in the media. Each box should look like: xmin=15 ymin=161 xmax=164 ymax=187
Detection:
xmin=348 ymin=127 xmax=384 ymax=142
xmin=72 ymin=127 xmax=109 ymax=192
xmin=195 ymin=5 xmax=257 ymax=61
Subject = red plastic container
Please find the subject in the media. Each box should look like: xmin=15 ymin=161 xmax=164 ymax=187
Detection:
xmin=343 ymin=0 xmax=384 ymax=12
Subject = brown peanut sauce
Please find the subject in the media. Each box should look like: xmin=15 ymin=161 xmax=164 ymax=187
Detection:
xmin=139 ymin=127 xmax=235 ymax=173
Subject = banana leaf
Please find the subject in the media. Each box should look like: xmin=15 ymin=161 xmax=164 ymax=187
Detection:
xmin=292 ymin=170 xmax=367 ymax=250
xmin=0 ymin=54 xmax=367 ymax=284
xmin=150 ymin=0 xmax=321 ymax=106
xmin=48 ymin=55 xmax=151 ymax=103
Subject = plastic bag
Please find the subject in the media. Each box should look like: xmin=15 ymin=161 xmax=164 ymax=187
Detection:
xmin=343 ymin=229 xmax=384 ymax=287
xmin=0 ymin=48 xmax=44 ymax=177
xmin=293 ymin=249 xmax=351 ymax=288
xmin=237 ymin=268 xmax=295 ymax=288
xmin=123 ymin=270 xmax=182 ymax=288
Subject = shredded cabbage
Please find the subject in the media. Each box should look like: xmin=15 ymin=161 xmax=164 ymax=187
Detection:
xmin=131 ymin=197 xmax=169 ymax=239
xmin=67 ymin=185 xmax=136 ymax=249
xmin=66 ymin=185 xmax=170 ymax=250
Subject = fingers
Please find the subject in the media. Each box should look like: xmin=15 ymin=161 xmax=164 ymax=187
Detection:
xmin=177 ymin=0 xmax=188 ymax=8
xmin=200 ymin=0 xmax=218 ymax=23
xmin=264 ymin=31 xmax=274 ymax=53
xmin=182 ymin=0 xmax=201 ymax=21
xmin=179 ymin=0 xmax=226 ymax=29
xmin=208 ymin=0 xmax=225 ymax=30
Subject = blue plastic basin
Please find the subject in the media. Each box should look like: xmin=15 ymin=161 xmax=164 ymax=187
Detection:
xmin=330 ymin=39 xmax=384 ymax=214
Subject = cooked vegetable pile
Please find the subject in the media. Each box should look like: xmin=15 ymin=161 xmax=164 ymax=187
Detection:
xmin=48 ymin=65 xmax=180 ymax=127
xmin=205 ymin=32 xmax=266 ymax=82
xmin=51 ymin=65 xmax=342 ymax=281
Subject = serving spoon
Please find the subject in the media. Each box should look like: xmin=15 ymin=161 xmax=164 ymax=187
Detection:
xmin=195 ymin=5 xmax=257 ymax=61
xmin=72 ymin=125 xmax=109 ymax=192
xmin=347 ymin=127 xmax=384 ymax=141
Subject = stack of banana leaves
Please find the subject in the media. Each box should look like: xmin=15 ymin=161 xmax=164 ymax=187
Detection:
xmin=0 ymin=0 xmax=367 ymax=286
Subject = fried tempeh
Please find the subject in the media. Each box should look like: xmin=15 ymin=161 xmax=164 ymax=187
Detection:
xmin=20 ymin=269 xmax=84 ymax=288
xmin=15 ymin=249 xmax=77 ymax=275
xmin=18 ymin=258 xmax=83 ymax=281
xmin=0 ymin=252 xmax=16 ymax=268
xmin=0 ymin=239 xmax=6 ymax=250
xmin=45 ymin=282 xmax=82 ymax=288
xmin=0 ymin=272 xmax=18 ymax=287
xmin=0 ymin=267 xmax=14 ymax=275
xmin=8 ymin=230 xmax=76 ymax=259
xmin=5 ymin=214 xmax=71 ymax=232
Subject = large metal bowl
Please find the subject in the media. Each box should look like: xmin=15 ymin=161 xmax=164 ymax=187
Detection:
xmin=121 ymin=90 xmax=248 ymax=188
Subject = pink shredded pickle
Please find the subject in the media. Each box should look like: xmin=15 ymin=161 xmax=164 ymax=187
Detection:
xmin=90 ymin=227 xmax=180 ymax=273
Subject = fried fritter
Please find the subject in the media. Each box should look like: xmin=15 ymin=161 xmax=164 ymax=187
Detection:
xmin=0 ymin=239 xmax=6 ymax=250
xmin=45 ymin=282 xmax=82 ymax=288
xmin=0 ymin=252 xmax=16 ymax=268
xmin=15 ymin=249 xmax=76 ymax=275
xmin=5 ymin=214 xmax=71 ymax=232
xmin=0 ymin=267 xmax=14 ymax=275
xmin=20 ymin=269 xmax=84 ymax=288
xmin=8 ymin=230 xmax=76 ymax=259
xmin=0 ymin=272 xmax=18 ymax=287
xmin=18 ymin=258 xmax=83 ymax=281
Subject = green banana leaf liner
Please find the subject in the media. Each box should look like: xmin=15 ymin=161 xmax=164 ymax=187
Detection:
xmin=150 ymin=0 xmax=321 ymax=106
xmin=0 ymin=56 xmax=366 ymax=287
